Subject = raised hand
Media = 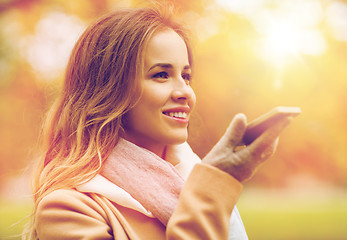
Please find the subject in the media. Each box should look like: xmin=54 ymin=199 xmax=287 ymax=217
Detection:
xmin=202 ymin=113 xmax=291 ymax=182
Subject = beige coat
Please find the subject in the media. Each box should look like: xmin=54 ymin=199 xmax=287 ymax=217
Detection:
xmin=35 ymin=164 xmax=243 ymax=239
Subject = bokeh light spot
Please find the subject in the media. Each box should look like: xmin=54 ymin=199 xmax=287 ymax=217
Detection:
xmin=23 ymin=11 xmax=85 ymax=80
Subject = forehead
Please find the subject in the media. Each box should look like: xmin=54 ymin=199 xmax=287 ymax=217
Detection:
xmin=144 ymin=29 xmax=189 ymax=68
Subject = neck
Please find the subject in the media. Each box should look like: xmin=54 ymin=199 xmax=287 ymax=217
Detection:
xmin=121 ymin=135 xmax=167 ymax=159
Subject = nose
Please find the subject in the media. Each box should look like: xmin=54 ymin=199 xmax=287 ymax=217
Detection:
xmin=171 ymin=77 xmax=195 ymax=102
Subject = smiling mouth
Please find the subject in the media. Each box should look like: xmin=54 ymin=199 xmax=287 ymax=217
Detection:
xmin=163 ymin=112 xmax=188 ymax=119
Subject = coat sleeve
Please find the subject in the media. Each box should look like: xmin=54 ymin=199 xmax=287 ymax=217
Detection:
xmin=166 ymin=163 xmax=243 ymax=240
xmin=35 ymin=189 xmax=114 ymax=240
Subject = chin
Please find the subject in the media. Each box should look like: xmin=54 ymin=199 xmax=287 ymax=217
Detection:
xmin=172 ymin=138 xmax=187 ymax=145
xmin=166 ymin=133 xmax=188 ymax=145
xmin=157 ymin=128 xmax=189 ymax=145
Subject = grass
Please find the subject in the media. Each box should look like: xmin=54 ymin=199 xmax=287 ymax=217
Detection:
xmin=237 ymin=188 xmax=347 ymax=240
xmin=0 ymin=200 xmax=32 ymax=240
xmin=0 ymin=188 xmax=346 ymax=240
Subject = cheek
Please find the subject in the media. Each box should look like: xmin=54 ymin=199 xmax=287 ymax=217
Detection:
xmin=127 ymin=89 xmax=168 ymax=124
xmin=141 ymin=85 xmax=170 ymax=109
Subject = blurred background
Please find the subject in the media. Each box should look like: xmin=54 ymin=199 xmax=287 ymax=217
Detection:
xmin=0 ymin=0 xmax=346 ymax=239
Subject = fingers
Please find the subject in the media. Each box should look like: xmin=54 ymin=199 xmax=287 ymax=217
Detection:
xmin=222 ymin=113 xmax=247 ymax=148
xmin=203 ymin=114 xmax=292 ymax=183
xmin=247 ymin=117 xmax=292 ymax=159
xmin=202 ymin=113 xmax=247 ymax=170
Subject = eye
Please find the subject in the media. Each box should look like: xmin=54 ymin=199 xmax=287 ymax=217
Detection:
xmin=153 ymin=71 xmax=169 ymax=79
xmin=182 ymin=73 xmax=192 ymax=85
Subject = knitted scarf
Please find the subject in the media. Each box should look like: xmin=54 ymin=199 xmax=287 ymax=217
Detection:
xmin=100 ymin=138 xmax=185 ymax=226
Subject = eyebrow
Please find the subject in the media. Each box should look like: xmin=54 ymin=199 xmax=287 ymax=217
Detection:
xmin=147 ymin=63 xmax=191 ymax=72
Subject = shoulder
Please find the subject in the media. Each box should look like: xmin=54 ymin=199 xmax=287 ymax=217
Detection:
xmin=39 ymin=188 xmax=96 ymax=204
xmin=37 ymin=188 xmax=108 ymax=220
xmin=35 ymin=189 xmax=113 ymax=240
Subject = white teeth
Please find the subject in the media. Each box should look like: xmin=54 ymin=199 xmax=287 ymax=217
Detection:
xmin=165 ymin=112 xmax=188 ymax=119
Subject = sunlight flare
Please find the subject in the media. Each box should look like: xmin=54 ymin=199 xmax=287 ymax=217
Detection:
xmin=260 ymin=20 xmax=326 ymax=66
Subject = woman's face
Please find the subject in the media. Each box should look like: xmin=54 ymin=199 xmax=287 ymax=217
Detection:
xmin=124 ymin=29 xmax=196 ymax=156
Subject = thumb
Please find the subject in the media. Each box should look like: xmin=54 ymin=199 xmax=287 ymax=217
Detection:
xmin=221 ymin=113 xmax=247 ymax=148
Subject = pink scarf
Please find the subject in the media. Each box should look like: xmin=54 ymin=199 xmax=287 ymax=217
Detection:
xmin=101 ymin=138 xmax=184 ymax=226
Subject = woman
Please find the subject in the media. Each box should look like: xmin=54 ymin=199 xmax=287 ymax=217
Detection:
xmin=28 ymin=5 xmax=291 ymax=240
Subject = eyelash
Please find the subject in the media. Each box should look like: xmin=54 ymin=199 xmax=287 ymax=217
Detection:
xmin=153 ymin=72 xmax=169 ymax=79
xmin=182 ymin=73 xmax=192 ymax=85
xmin=152 ymin=72 xmax=192 ymax=85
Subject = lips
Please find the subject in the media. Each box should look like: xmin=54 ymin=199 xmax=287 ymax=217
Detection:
xmin=163 ymin=111 xmax=188 ymax=119
xmin=162 ymin=106 xmax=190 ymax=120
